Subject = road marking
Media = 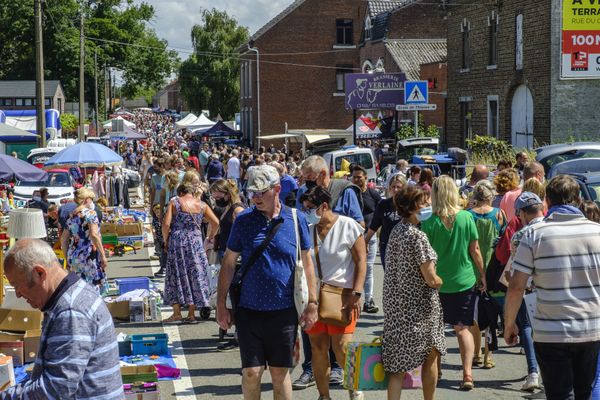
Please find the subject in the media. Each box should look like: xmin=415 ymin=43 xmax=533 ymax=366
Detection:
xmin=163 ymin=323 xmax=196 ymax=399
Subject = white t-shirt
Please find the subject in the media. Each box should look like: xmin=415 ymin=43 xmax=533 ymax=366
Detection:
xmin=227 ymin=156 xmax=240 ymax=179
xmin=310 ymin=215 xmax=364 ymax=289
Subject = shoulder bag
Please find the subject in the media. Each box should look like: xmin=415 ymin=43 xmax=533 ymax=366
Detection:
xmin=229 ymin=217 xmax=283 ymax=313
xmin=291 ymin=209 xmax=309 ymax=318
xmin=313 ymin=227 xmax=354 ymax=327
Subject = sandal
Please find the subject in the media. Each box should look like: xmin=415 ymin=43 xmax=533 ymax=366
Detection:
xmin=472 ymin=356 xmax=483 ymax=366
xmin=162 ymin=315 xmax=183 ymax=324
xmin=483 ymin=359 xmax=495 ymax=369
xmin=459 ymin=375 xmax=474 ymax=391
xmin=183 ymin=317 xmax=199 ymax=324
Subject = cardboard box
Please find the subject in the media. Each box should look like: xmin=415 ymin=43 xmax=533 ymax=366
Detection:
xmin=0 ymin=342 xmax=22 ymax=366
xmin=120 ymin=364 xmax=158 ymax=384
xmin=0 ymin=356 xmax=15 ymax=391
xmin=100 ymin=223 xmax=118 ymax=235
xmin=124 ymin=392 xmax=160 ymax=400
xmin=117 ymin=235 xmax=144 ymax=250
xmin=106 ymin=301 xmax=131 ymax=321
xmin=23 ymin=329 xmax=41 ymax=363
xmin=0 ymin=308 xmax=43 ymax=332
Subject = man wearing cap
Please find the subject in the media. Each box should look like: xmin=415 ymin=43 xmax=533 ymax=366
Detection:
xmin=502 ymin=192 xmax=544 ymax=392
xmin=217 ymin=165 xmax=319 ymax=400
xmin=504 ymin=176 xmax=600 ymax=399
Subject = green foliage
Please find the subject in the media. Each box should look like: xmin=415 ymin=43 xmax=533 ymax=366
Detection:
xmin=466 ymin=135 xmax=515 ymax=165
xmin=395 ymin=114 xmax=440 ymax=140
xmin=178 ymin=8 xmax=249 ymax=120
xmin=60 ymin=113 xmax=78 ymax=134
xmin=0 ymin=1 xmax=178 ymax=111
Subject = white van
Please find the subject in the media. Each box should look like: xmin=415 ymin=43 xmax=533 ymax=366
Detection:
xmin=323 ymin=146 xmax=378 ymax=181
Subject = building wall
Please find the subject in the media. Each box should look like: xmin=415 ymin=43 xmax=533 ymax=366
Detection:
xmin=387 ymin=3 xmax=448 ymax=39
xmin=550 ymin=0 xmax=600 ymax=143
xmin=419 ymin=62 xmax=447 ymax=139
xmin=446 ymin=1 xmax=552 ymax=149
xmin=240 ymin=0 xmax=365 ymax=147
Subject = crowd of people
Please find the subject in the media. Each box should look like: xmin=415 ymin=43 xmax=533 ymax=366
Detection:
xmin=2 ymin=110 xmax=599 ymax=400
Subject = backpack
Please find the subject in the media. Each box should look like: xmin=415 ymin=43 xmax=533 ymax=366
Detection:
xmin=327 ymin=179 xmax=364 ymax=213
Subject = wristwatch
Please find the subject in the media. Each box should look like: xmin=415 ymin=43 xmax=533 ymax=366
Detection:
xmin=308 ymin=299 xmax=318 ymax=305
xmin=352 ymin=291 xmax=362 ymax=298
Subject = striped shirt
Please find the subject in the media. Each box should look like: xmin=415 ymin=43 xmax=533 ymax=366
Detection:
xmin=512 ymin=213 xmax=600 ymax=344
xmin=1 ymin=275 xmax=124 ymax=399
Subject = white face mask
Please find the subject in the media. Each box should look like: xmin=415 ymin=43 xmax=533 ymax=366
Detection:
xmin=87 ymin=201 xmax=96 ymax=211
xmin=32 ymin=196 xmax=42 ymax=202
xmin=305 ymin=206 xmax=322 ymax=225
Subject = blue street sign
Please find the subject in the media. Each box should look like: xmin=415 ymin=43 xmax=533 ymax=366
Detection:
xmin=404 ymin=81 xmax=429 ymax=104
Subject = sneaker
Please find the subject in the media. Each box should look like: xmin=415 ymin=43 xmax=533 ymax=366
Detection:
xmin=292 ymin=370 xmax=315 ymax=390
xmin=329 ymin=367 xmax=344 ymax=385
xmin=521 ymin=372 xmax=540 ymax=392
xmin=149 ymin=255 xmax=160 ymax=261
xmin=363 ymin=298 xmax=379 ymax=314
xmin=154 ymin=268 xmax=165 ymax=278
xmin=349 ymin=391 xmax=364 ymax=400
xmin=217 ymin=339 xmax=239 ymax=352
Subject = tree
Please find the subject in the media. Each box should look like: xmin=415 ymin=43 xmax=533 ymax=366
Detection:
xmin=0 ymin=1 xmax=178 ymax=114
xmin=179 ymin=8 xmax=249 ymax=120
xmin=60 ymin=113 xmax=78 ymax=136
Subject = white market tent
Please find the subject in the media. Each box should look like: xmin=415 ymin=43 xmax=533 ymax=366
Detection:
xmin=175 ymin=113 xmax=197 ymax=128
xmin=186 ymin=114 xmax=215 ymax=130
xmin=103 ymin=116 xmax=136 ymax=129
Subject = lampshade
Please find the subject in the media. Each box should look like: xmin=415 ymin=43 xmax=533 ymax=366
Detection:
xmin=7 ymin=209 xmax=47 ymax=239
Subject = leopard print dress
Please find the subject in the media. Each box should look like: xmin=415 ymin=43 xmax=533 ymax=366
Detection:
xmin=382 ymin=223 xmax=447 ymax=373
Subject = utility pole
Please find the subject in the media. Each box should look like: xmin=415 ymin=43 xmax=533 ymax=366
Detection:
xmin=78 ymin=1 xmax=85 ymax=142
xmin=34 ymin=0 xmax=46 ymax=148
xmin=94 ymin=48 xmax=99 ymax=138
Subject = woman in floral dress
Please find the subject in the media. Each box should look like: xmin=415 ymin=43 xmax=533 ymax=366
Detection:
xmin=162 ymin=183 xmax=219 ymax=323
xmin=62 ymin=188 xmax=108 ymax=290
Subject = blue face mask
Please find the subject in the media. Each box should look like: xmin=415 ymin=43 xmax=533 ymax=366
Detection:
xmin=305 ymin=207 xmax=322 ymax=225
xmin=417 ymin=206 xmax=433 ymax=222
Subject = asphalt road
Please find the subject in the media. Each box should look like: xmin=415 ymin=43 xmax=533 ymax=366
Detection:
xmin=109 ymin=241 xmax=545 ymax=400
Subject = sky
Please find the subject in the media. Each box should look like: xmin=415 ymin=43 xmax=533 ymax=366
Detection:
xmin=136 ymin=0 xmax=293 ymax=60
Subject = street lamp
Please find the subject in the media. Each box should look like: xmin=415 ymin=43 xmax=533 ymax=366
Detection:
xmin=247 ymin=43 xmax=260 ymax=150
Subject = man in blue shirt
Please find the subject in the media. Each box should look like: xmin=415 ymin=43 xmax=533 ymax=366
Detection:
xmin=270 ymin=161 xmax=298 ymax=207
xmin=294 ymin=155 xmax=365 ymax=390
xmin=217 ymin=165 xmax=318 ymax=400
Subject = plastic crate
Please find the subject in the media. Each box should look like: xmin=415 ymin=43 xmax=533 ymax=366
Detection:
xmin=102 ymin=233 xmax=119 ymax=246
xmin=118 ymin=337 xmax=132 ymax=357
xmin=131 ymin=333 xmax=168 ymax=356
xmin=116 ymin=278 xmax=150 ymax=295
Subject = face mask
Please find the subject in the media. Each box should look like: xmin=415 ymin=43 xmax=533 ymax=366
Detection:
xmin=417 ymin=206 xmax=433 ymax=222
xmin=306 ymin=207 xmax=322 ymax=225
xmin=88 ymin=201 xmax=96 ymax=211
xmin=32 ymin=196 xmax=41 ymax=202
xmin=215 ymin=198 xmax=229 ymax=207
xmin=305 ymin=180 xmax=317 ymax=190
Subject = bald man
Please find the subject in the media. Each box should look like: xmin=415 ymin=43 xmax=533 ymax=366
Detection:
xmin=460 ymin=164 xmax=490 ymax=197
xmin=1 ymin=239 xmax=123 ymax=399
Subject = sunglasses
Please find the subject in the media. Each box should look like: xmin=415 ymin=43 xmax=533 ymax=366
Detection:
xmin=248 ymin=187 xmax=273 ymax=199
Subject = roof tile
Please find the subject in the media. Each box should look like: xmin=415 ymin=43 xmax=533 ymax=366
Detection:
xmin=385 ymin=39 xmax=447 ymax=80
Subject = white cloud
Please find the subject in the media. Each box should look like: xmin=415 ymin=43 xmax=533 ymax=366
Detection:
xmin=136 ymin=0 xmax=293 ymax=60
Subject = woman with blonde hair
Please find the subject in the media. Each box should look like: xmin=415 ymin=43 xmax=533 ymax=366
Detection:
xmin=421 ymin=175 xmax=486 ymax=391
xmin=61 ymin=187 xmax=108 ymax=290
xmin=160 ymin=170 xmax=180 ymax=216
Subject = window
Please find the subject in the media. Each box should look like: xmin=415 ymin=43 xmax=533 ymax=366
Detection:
xmin=247 ymin=61 xmax=252 ymax=99
xmin=24 ymin=98 xmax=33 ymax=106
xmin=336 ymin=19 xmax=353 ymax=45
xmin=362 ymin=60 xmax=374 ymax=73
xmin=461 ymin=19 xmax=471 ymax=70
xmin=335 ymin=153 xmax=373 ymax=171
xmin=15 ymin=99 xmax=23 ymax=106
xmin=240 ymin=63 xmax=246 ymax=98
xmin=4 ymin=98 xmax=12 ymax=106
xmin=487 ymin=96 xmax=499 ymax=138
xmin=45 ymin=98 xmax=51 ymax=106
xmin=516 ymin=14 xmax=524 ymax=70
xmin=364 ymin=17 xmax=372 ymax=40
xmin=335 ymin=65 xmax=353 ymax=92
xmin=459 ymin=99 xmax=472 ymax=145
xmin=488 ymin=11 xmax=499 ymax=66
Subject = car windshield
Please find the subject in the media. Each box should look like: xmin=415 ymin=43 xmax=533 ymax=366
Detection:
xmin=18 ymin=172 xmax=70 ymax=187
xmin=397 ymin=145 xmax=437 ymax=161
xmin=542 ymin=149 xmax=600 ymax=169
xmin=335 ymin=153 xmax=373 ymax=171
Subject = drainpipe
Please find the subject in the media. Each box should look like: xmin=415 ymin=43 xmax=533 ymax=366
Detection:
xmin=247 ymin=44 xmax=260 ymax=150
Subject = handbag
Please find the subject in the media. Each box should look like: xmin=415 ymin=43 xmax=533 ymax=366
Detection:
xmin=291 ymin=208 xmax=309 ymax=319
xmin=343 ymin=338 xmax=422 ymax=391
xmin=229 ymin=218 xmax=283 ymax=312
xmin=313 ymin=228 xmax=353 ymax=327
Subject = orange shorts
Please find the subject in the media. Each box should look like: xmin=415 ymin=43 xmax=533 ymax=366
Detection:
xmin=306 ymin=311 xmax=358 ymax=335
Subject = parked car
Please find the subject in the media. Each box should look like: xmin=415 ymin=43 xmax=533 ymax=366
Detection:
xmin=322 ymin=145 xmax=378 ymax=181
xmin=562 ymin=172 xmax=600 ymax=205
xmin=13 ymin=170 xmax=76 ymax=205
xmin=536 ymin=142 xmax=600 ymax=177
xmin=396 ymin=137 xmax=467 ymax=179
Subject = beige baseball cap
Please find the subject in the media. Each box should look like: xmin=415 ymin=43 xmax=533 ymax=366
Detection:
xmin=247 ymin=165 xmax=280 ymax=192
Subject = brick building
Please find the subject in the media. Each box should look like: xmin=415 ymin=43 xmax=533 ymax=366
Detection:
xmin=153 ymin=80 xmax=187 ymax=112
xmin=239 ymin=0 xmax=365 ymax=147
xmin=447 ymin=0 xmax=600 ymax=149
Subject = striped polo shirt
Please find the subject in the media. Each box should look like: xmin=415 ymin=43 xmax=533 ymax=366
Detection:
xmin=512 ymin=213 xmax=600 ymax=343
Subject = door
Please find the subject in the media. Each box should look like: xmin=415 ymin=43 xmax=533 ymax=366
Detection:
xmin=511 ymin=85 xmax=534 ymax=149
